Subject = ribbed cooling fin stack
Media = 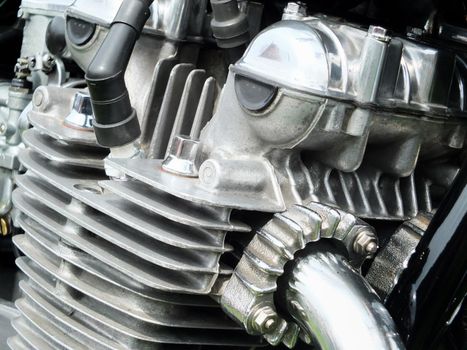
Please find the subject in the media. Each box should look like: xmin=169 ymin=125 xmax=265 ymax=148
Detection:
xmin=139 ymin=58 xmax=219 ymax=158
xmin=9 ymin=85 xmax=261 ymax=348
xmin=104 ymin=62 xmax=255 ymax=290
xmin=305 ymin=161 xmax=431 ymax=220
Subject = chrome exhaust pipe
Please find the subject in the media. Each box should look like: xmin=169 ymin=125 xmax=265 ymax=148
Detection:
xmin=286 ymin=251 xmax=405 ymax=350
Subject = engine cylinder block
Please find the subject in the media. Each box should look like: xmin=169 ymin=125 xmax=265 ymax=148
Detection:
xmin=6 ymin=5 xmax=467 ymax=350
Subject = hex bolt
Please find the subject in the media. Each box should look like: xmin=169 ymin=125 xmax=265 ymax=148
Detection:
xmin=353 ymin=229 xmax=378 ymax=255
xmin=283 ymin=2 xmax=307 ymax=20
xmin=251 ymin=306 xmax=278 ymax=333
xmin=368 ymin=25 xmax=390 ymax=42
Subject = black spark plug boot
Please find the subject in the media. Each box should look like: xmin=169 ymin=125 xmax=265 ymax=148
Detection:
xmin=85 ymin=0 xmax=153 ymax=147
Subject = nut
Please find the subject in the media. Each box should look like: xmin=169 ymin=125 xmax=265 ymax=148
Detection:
xmin=353 ymin=229 xmax=378 ymax=255
xmin=162 ymin=136 xmax=200 ymax=177
xmin=251 ymin=306 xmax=278 ymax=333
xmin=283 ymin=2 xmax=307 ymax=19
xmin=368 ymin=25 xmax=390 ymax=42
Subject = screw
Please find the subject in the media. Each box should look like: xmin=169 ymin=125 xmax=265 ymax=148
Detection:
xmin=0 ymin=123 xmax=6 ymax=134
xmin=251 ymin=306 xmax=278 ymax=333
xmin=353 ymin=229 xmax=378 ymax=255
xmin=368 ymin=25 xmax=390 ymax=42
xmin=28 ymin=57 xmax=36 ymax=69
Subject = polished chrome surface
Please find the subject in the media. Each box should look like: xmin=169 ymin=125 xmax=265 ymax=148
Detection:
xmin=287 ymin=251 xmax=405 ymax=350
xmin=64 ymin=91 xmax=93 ymax=130
xmin=162 ymin=135 xmax=200 ymax=177
xmin=233 ymin=17 xmax=467 ymax=117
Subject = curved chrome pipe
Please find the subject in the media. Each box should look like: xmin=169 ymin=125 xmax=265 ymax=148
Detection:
xmin=286 ymin=252 xmax=405 ymax=350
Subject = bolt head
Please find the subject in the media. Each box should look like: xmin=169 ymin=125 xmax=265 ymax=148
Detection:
xmin=368 ymin=25 xmax=390 ymax=42
xmin=284 ymin=2 xmax=307 ymax=17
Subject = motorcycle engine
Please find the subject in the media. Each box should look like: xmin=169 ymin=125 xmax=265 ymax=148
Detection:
xmin=1 ymin=0 xmax=466 ymax=349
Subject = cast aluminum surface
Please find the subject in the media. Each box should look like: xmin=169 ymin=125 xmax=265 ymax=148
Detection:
xmin=184 ymin=17 xmax=467 ymax=219
xmin=7 ymin=6 xmax=467 ymax=350
xmin=66 ymin=0 xmax=207 ymax=39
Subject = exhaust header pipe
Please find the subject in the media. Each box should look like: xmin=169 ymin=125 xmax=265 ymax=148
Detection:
xmin=286 ymin=251 xmax=405 ymax=350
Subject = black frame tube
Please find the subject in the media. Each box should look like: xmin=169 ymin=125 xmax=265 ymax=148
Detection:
xmin=386 ymin=161 xmax=467 ymax=349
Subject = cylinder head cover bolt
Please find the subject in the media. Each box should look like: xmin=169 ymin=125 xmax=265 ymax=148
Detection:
xmin=368 ymin=25 xmax=390 ymax=42
xmin=162 ymin=136 xmax=200 ymax=177
xmin=251 ymin=306 xmax=278 ymax=334
xmin=64 ymin=92 xmax=94 ymax=130
xmin=282 ymin=2 xmax=308 ymax=20
xmin=353 ymin=229 xmax=379 ymax=255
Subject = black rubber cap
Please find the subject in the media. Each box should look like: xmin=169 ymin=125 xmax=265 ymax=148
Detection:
xmin=235 ymin=75 xmax=277 ymax=111
xmin=66 ymin=16 xmax=96 ymax=46
xmin=46 ymin=16 xmax=67 ymax=55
